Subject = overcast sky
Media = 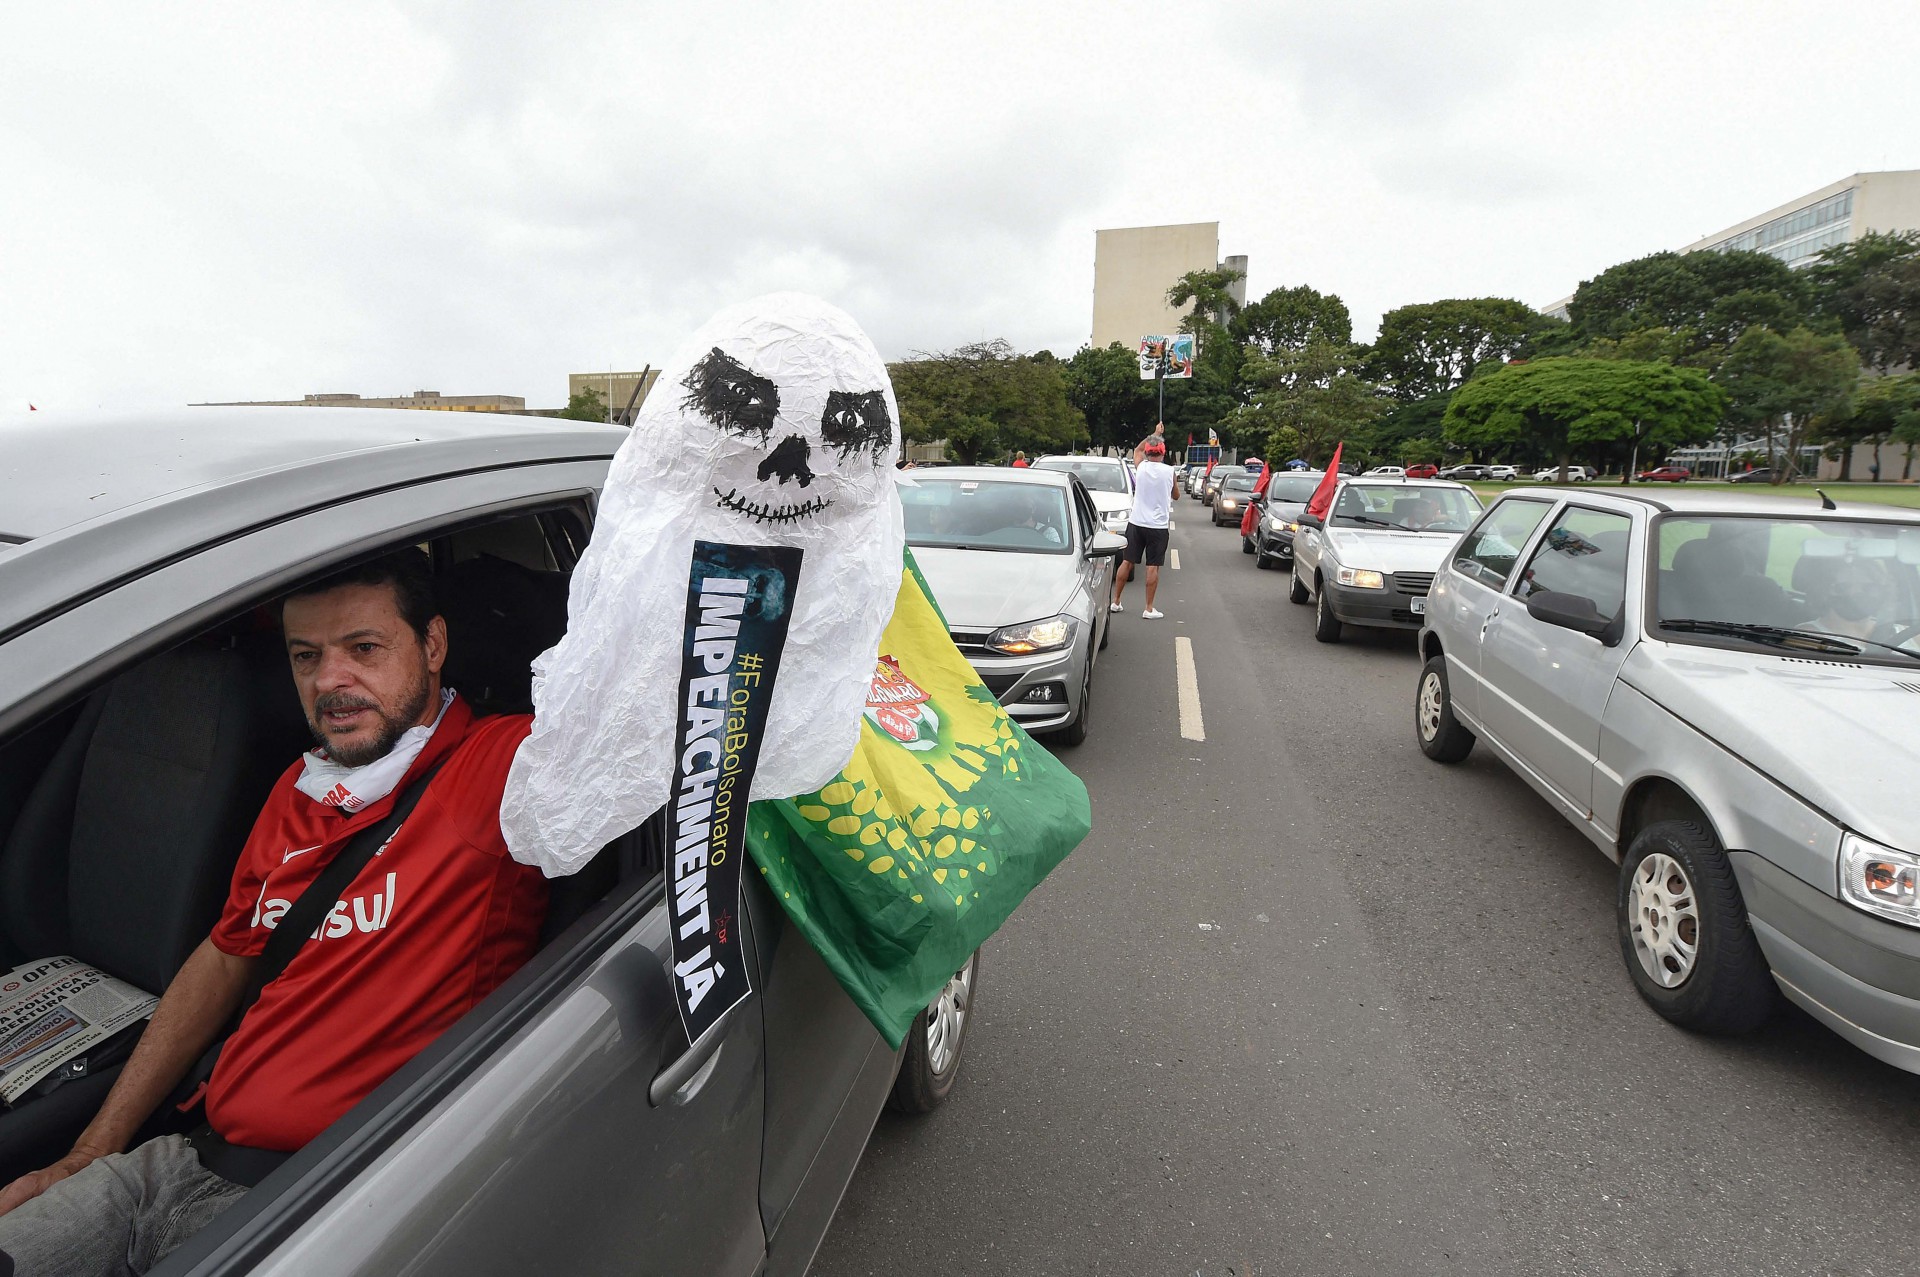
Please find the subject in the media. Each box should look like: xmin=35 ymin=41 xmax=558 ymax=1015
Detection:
xmin=5 ymin=1 xmax=1916 ymax=410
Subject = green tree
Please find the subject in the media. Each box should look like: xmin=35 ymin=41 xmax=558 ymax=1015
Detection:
xmin=1062 ymin=342 xmax=1157 ymax=451
xmin=1567 ymin=249 xmax=1810 ymax=355
xmin=1823 ymin=370 xmax=1920 ymax=480
xmin=889 ymin=340 xmax=1084 ymax=465
xmin=1717 ymin=327 xmax=1860 ymax=482
xmin=1444 ymin=358 xmax=1726 ymax=482
xmin=1228 ymin=338 xmax=1384 ymax=467
xmin=1231 ymin=285 xmax=1352 ymax=354
xmin=1396 ymin=436 xmax=1445 ymax=466
xmin=557 ymin=385 xmax=608 ymax=421
xmin=1807 ymin=231 xmax=1920 ymax=376
xmin=1166 ymin=266 xmax=1247 ymax=338
xmin=1365 ymin=298 xmax=1563 ymax=401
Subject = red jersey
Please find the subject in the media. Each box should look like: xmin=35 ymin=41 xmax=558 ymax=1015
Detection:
xmin=207 ymin=695 xmax=547 ymax=1150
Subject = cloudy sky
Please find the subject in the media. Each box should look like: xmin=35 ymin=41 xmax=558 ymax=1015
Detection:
xmin=4 ymin=1 xmax=1915 ymax=410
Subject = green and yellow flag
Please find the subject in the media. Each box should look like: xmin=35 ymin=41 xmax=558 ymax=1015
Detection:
xmin=747 ymin=550 xmax=1091 ymax=1047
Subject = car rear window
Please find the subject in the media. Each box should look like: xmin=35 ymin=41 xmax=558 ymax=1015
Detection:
xmin=1033 ymin=458 xmax=1129 ymax=494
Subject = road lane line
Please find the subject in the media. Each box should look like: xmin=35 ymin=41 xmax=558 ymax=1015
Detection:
xmin=1175 ymin=636 xmax=1205 ymax=741
xmin=1169 ymin=548 xmax=1181 ymax=570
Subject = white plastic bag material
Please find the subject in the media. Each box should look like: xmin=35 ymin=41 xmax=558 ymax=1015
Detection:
xmin=501 ymin=293 xmax=907 ymax=877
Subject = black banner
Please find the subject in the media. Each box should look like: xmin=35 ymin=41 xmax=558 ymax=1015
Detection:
xmin=665 ymin=539 xmax=803 ymax=1046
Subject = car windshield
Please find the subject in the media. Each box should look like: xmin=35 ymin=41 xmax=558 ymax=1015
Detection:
xmin=1329 ymin=484 xmax=1483 ymax=532
xmin=1263 ymin=476 xmax=1321 ymax=503
xmin=1221 ymin=475 xmax=1257 ymax=494
xmin=1033 ymin=458 xmax=1129 ymax=493
xmin=902 ymin=478 xmax=1075 ymax=555
xmin=1653 ymin=515 xmax=1920 ymax=662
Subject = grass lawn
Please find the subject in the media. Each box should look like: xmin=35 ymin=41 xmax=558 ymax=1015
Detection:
xmin=1464 ymin=481 xmax=1920 ymax=511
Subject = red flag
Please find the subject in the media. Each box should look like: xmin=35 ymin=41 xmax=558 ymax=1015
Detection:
xmin=1203 ymin=456 xmax=1216 ymax=480
xmin=28 ymin=404 xmax=36 ymax=411
xmin=1239 ymin=463 xmax=1274 ymax=537
xmin=1186 ymin=433 xmax=1194 ymax=447
xmin=1305 ymin=443 xmax=1344 ymax=521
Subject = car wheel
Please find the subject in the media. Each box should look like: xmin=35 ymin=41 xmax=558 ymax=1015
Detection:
xmin=1616 ymin=821 xmax=1775 ymax=1036
xmin=1059 ymin=659 xmax=1093 ymax=747
xmin=1241 ymin=536 xmax=1254 ymax=554
xmin=1255 ymin=549 xmax=1273 ymax=570
xmin=1098 ymin=609 xmax=1111 ymax=651
xmin=1313 ymin=578 xmax=1342 ymax=643
xmin=889 ymin=948 xmax=980 ymax=1113
xmin=1415 ymin=655 xmax=1475 ymax=763
xmin=1289 ymin=568 xmax=1310 ymax=605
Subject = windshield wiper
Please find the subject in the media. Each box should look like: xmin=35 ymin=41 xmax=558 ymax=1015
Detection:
xmin=1659 ymin=619 xmax=1868 ymax=657
xmin=1335 ymin=515 xmax=1398 ymax=528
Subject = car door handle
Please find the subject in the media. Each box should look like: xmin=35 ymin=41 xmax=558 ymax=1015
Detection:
xmin=648 ymin=1004 xmax=739 ymax=1107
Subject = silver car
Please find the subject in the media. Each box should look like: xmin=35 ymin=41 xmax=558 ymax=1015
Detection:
xmin=900 ymin=467 xmax=1122 ymax=747
xmin=1288 ymin=479 xmax=1484 ymax=641
xmin=0 ymin=408 xmax=975 ymax=1275
xmin=1416 ymin=486 xmax=1920 ymax=1070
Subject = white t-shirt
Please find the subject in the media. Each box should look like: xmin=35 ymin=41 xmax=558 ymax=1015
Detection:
xmin=1129 ymin=461 xmax=1177 ymax=529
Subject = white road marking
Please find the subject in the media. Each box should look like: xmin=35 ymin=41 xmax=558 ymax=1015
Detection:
xmin=1168 ymin=548 xmax=1181 ymax=570
xmin=1175 ymin=636 xmax=1205 ymax=742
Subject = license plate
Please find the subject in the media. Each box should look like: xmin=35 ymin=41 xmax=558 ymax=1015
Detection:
xmin=1410 ymin=597 xmax=1427 ymax=615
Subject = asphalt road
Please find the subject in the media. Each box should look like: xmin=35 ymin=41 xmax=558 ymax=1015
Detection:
xmin=813 ymin=501 xmax=1920 ymax=1277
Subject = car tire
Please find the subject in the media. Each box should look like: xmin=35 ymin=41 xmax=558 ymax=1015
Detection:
xmin=1241 ymin=536 xmax=1254 ymax=554
xmin=889 ymin=948 xmax=980 ymax=1113
xmin=1255 ymin=549 xmax=1273 ymax=570
xmin=1616 ymin=821 xmax=1775 ymax=1036
xmin=1054 ymin=659 xmax=1092 ymax=747
xmin=1289 ymin=569 xmax=1311 ymax=605
xmin=1414 ymin=655 xmax=1475 ymax=763
xmin=1312 ymin=578 xmax=1342 ymax=643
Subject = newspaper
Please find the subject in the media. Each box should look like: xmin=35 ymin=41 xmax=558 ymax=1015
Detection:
xmin=0 ymin=956 xmax=158 ymax=1106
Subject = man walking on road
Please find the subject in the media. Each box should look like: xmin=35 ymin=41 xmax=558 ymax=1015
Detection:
xmin=1111 ymin=433 xmax=1179 ymax=618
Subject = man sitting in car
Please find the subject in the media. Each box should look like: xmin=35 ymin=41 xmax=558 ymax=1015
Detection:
xmin=0 ymin=550 xmax=550 ymax=1276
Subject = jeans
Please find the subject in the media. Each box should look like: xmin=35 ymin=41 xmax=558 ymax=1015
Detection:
xmin=0 ymin=1136 xmax=245 ymax=1277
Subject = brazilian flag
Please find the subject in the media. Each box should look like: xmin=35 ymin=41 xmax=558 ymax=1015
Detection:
xmin=747 ymin=551 xmax=1091 ymax=1047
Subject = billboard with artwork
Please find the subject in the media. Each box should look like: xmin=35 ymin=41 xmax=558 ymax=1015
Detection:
xmin=1136 ymin=334 xmax=1195 ymax=380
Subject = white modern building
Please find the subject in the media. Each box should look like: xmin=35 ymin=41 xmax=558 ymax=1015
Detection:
xmin=1091 ymin=222 xmax=1246 ymax=350
xmin=1541 ymin=169 xmax=1920 ymax=320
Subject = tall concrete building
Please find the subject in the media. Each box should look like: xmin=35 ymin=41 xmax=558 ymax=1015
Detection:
xmin=1542 ymin=170 xmax=1920 ymax=318
xmin=1092 ymin=222 xmax=1245 ymax=350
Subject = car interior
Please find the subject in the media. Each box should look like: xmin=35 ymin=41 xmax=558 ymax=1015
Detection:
xmin=0 ymin=505 xmax=650 ymax=1187
xmin=902 ymin=482 xmax=1075 ymax=553
xmin=1657 ymin=519 xmax=1920 ymax=639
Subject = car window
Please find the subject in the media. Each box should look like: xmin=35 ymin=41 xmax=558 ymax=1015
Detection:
xmin=1263 ymin=476 xmax=1320 ymax=503
xmin=1222 ymin=475 xmax=1257 ymax=493
xmin=1070 ymin=482 xmax=1097 ymax=543
xmin=1453 ymin=498 xmax=1553 ymax=589
xmin=1033 ymin=458 xmax=1129 ymax=494
xmin=1513 ymin=506 xmax=1634 ymax=620
xmin=901 ymin=477 xmax=1074 ymax=554
xmin=1330 ymin=484 xmax=1483 ymax=532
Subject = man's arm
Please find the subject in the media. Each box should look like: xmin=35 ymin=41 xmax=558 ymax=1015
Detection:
xmin=0 ymin=940 xmax=253 ymax=1215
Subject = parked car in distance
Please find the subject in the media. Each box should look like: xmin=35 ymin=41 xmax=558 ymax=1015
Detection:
xmin=900 ymin=466 xmax=1121 ymax=746
xmin=1415 ymin=485 xmax=1920 ymax=1073
xmin=1199 ymin=468 xmax=1232 ymax=505
xmin=1404 ymin=464 xmax=1440 ymax=479
xmin=1728 ymin=467 xmax=1792 ymax=484
xmin=1484 ymin=465 xmax=1520 ymax=481
xmin=1247 ymin=471 xmax=1326 ymax=568
xmin=1364 ymin=466 xmax=1406 ymax=478
xmin=1211 ymin=472 xmax=1261 ymax=526
xmin=1531 ymin=465 xmax=1598 ymax=483
xmin=1439 ymin=464 xmax=1491 ymax=481
xmin=1032 ymin=454 xmax=1134 ymax=533
xmin=1289 ymin=478 xmax=1485 ymax=642
xmin=0 ymin=408 xmax=978 ymax=1277
xmin=1636 ymin=466 xmax=1692 ymax=483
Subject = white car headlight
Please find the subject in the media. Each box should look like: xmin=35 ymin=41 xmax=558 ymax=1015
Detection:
xmin=1335 ymin=567 xmax=1385 ymax=589
xmin=1266 ymin=515 xmax=1287 ymax=533
xmin=986 ymin=615 xmax=1077 ymax=655
xmin=1841 ymin=834 xmax=1920 ymax=928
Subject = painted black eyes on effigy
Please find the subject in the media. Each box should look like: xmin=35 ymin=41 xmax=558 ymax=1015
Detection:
xmin=681 ymin=348 xmax=780 ymax=438
xmin=820 ymin=389 xmax=892 ymax=461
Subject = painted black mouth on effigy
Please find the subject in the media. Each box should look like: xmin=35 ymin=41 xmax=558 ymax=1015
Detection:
xmin=713 ymin=485 xmax=833 ymax=525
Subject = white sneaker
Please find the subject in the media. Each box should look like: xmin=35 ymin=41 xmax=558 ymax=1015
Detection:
xmin=1142 ymin=608 xmax=1165 ymax=619
xmin=1108 ymin=602 xmax=1124 ymax=613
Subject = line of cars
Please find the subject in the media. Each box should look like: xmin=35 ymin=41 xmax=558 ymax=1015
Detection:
xmin=1207 ymin=454 xmax=1920 ymax=1074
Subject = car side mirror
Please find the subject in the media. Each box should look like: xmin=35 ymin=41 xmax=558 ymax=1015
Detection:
xmin=1524 ymin=590 xmax=1614 ymax=641
xmin=1296 ymin=513 xmax=1323 ymax=529
xmin=1089 ymin=531 xmax=1126 ymax=558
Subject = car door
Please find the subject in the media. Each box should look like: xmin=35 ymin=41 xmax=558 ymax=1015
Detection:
xmin=1433 ymin=497 xmax=1557 ymax=723
xmin=0 ymin=465 xmax=773 ymax=1277
xmin=1476 ymin=503 xmax=1640 ymax=819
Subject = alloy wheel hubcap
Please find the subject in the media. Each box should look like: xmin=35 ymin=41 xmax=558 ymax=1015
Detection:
xmin=1629 ymin=853 xmax=1700 ymax=988
xmin=1418 ymin=672 xmax=1443 ymax=741
xmin=926 ymin=958 xmax=973 ymax=1075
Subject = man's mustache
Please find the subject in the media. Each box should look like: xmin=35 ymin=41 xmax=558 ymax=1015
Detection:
xmin=315 ymin=692 xmax=381 ymax=717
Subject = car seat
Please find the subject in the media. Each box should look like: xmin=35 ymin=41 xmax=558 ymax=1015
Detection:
xmin=0 ymin=637 xmax=309 ymax=1180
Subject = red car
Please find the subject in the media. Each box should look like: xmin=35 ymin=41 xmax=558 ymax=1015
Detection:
xmin=1404 ymin=463 xmax=1440 ymax=479
xmin=1636 ymin=466 xmax=1691 ymax=482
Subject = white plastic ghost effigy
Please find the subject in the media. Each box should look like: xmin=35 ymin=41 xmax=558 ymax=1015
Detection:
xmin=501 ymin=293 xmax=906 ymax=879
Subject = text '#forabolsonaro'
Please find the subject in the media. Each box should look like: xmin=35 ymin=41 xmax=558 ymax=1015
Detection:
xmin=668 ymin=576 xmax=758 ymax=1014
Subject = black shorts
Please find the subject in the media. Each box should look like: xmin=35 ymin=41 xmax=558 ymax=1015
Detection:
xmin=1123 ymin=523 xmax=1169 ymax=566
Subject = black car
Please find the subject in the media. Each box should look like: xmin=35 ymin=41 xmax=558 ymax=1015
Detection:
xmin=1244 ymin=472 xmax=1326 ymax=567
xmin=1211 ymin=472 xmax=1261 ymax=525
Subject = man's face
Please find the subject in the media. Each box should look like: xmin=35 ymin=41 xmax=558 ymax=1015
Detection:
xmin=283 ymin=582 xmax=447 ymax=767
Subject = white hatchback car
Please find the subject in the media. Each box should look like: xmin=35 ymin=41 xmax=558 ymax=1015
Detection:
xmin=1288 ymin=479 xmax=1485 ymax=642
xmin=1415 ymin=486 xmax=1920 ymax=1070
xmin=1032 ymin=455 xmax=1134 ymax=533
